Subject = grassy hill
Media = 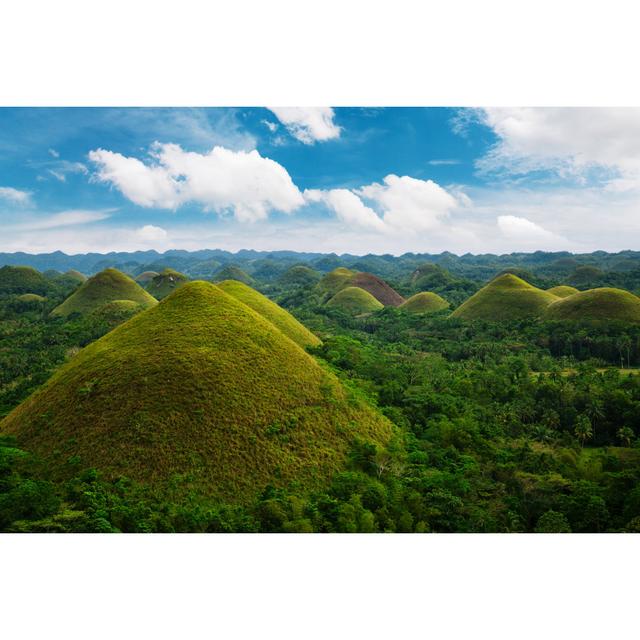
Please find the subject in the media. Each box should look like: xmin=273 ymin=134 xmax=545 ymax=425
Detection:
xmin=278 ymin=265 xmax=321 ymax=287
xmin=400 ymin=292 xmax=449 ymax=314
xmin=451 ymin=274 xmax=559 ymax=321
xmin=348 ymin=272 xmax=405 ymax=307
xmin=17 ymin=293 xmax=47 ymax=303
xmin=145 ymin=268 xmax=189 ymax=300
xmin=51 ymin=268 xmax=158 ymax=317
xmin=213 ymin=265 xmax=255 ymax=286
xmin=317 ymin=267 xmax=357 ymax=296
xmin=65 ymin=269 xmax=87 ymax=283
xmin=545 ymin=288 xmax=640 ymax=323
xmin=327 ymin=286 xmax=384 ymax=315
xmin=547 ymin=285 xmax=580 ymax=298
xmin=1 ymin=281 xmax=392 ymax=502
xmin=0 ymin=265 xmax=50 ymax=296
xmin=216 ymin=279 xmax=321 ymax=348
xmin=135 ymin=271 xmax=159 ymax=284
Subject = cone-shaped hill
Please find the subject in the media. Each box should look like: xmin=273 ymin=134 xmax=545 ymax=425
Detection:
xmin=0 ymin=265 xmax=51 ymax=296
xmin=51 ymin=268 xmax=158 ymax=317
xmin=278 ymin=265 xmax=321 ymax=287
xmin=216 ymin=279 xmax=321 ymax=348
xmin=451 ymin=274 xmax=559 ymax=321
xmin=317 ymin=267 xmax=357 ymax=296
xmin=348 ymin=272 xmax=405 ymax=307
xmin=400 ymin=292 xmax=449 ymax=314
xmin=65 ymin=269 xmax=87 ymax=283
xmin=545 ymin=288 xmax=640 ymax=323
xmin=317 ymin=268 xmax=405 ymax=306
xmin=327 ymin=286 xmax=384 ymax=315
xmin=145 ymin=268 xmax=189 ymax=300
xmin=547 ymin=285 xmax=579 ymax=298
xmin=213 ymin=265 xmax=255 ymax=286
xmin=1 ymin=282 xmax=392 ymax=502
xmin=135 ymin=270 xmax=159 ymax=284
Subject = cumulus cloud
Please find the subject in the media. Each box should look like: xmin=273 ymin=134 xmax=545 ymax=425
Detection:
xmin=306 ymin=174 xmax=461 ymax=235
xmin=304 ymin=188 xmax=386 ymax=231
xmin=474 ymin=107 xmax=640 ymax=189
xmin=497 ymin=215 xmax=572 ymax=250
xmin=267 ymin=107 xmax=340 ymax=144
xmin=88 ymin=143 xmax=305 ymax=222
xmin=135 ymin=224 xmax=168 ymax=242
xmin=357 ymin=175 xmax=459 ymax=231
xmin=0 ymin=186 xmax=32 ymax=205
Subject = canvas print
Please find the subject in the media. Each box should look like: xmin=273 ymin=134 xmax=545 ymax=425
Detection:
xmin=2 ymin=107 xmax=640 ymax=533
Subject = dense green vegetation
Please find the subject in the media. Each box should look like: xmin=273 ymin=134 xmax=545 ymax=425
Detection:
xmin=3 ymin=252 xmax=640 ymax=532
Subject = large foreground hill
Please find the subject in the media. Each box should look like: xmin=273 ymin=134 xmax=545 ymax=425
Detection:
xmin=1 ymin=281 xmax=392 ymax=502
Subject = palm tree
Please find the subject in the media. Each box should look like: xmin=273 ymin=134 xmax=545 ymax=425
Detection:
xmin=574 ymin=416 xmax=593 ymax=448
xmin=617 ymin=426 xmax=634 ymax=447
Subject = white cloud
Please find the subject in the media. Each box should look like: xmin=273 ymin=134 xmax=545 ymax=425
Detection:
xmin=0 ymin=186 xmax=32 ymax=205
xmin=89 ymin=143 xmax=305 ymax=222
xmin=428 ymin=159 xmax=460 ymax=166
xmin=48 ymin=148 xmax=60 ymax=158
xmin=497 ymin=215 xmax=572 ymax=251
xmin=261 ymin=119 xmax=278 ymax=133
xmin=4 ymin=209 xmax=112 ymax=232
xmin=357 ymin=174 xmax=459 ymax=232
xmin=47 ymin=161 xmax=88 ymax=182
xmin=304 ymin=188 xmax=386 ymax=231
xmin=475 ymin=107 xmax=640 ymax=189
xmin=267 ymin=107 xmax=340 ymax=144
xmin=135 ymin=224 xmax=168 ymax=242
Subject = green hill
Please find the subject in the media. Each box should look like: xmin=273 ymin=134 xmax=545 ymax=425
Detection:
xmin=400 ymin=292 xmax=449 ymax=314
xmin=545 ymin=288 xmax=640 ymax=323
xmin=327 ymin=286 xmax=384 ymax=315
xmin=51 ymin=268 xmax=158 ymax=317
xmin=135 ymin=271 xmax=159 ymax=284
xmin=278 ymin=265 xmax=321 ymax=287
xmin=17 ymin=293 xmax=47 ymax=303
xmin=1 ymin=281 xmax=392 ymax=502
xmin=348 ymin=272 xmax=405 ymax=307
xmin=451 ymin=274 xmax=559 ymax=321
xmin=547 ymin=285 xmax=579 ymax=298
xmin=145 ymin=268 xmax=189 ymax=300
xmin=317 ymin=267 xmax=357 ymax=296
xmin=0 ymin=265 xmax=50 ymax=296
xmin=216 ymin=279 xmax=321 ymax=348
xmin=213 ymin=265 xmax=255 ymax=286
xmin=65 ymin=269 xmax=87 ymax=283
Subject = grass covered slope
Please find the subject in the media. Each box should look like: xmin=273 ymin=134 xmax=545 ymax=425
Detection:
xmin=348 ymin=272 xmax=405 ymax=307
xmin=327 ymin=286 xmax=384 ymax=315
xmin=135 ymin=271 xmax=159 ymax=284
xmin=0 ymin=265 xmax=50 ymax=296
xmin=547 ymin=285 xmax=580 ymax=298
xmin=451 ymin=274 xmax=559 ymax=321
xmin=545 ymin=287 xmax=640 ymax=323
xmin=1 ymin=282 xmax=392 ymax=502
xmin=278 ymin=265 xmax=321 ymax=287
xmin=213 ymin=265 xmax=255 ymax=285
xmin=65 ymin=269 xmax=87 ymax=283
xmin=317 ymin=267 xmax=357 ymax=296
xmin=400 ymin=292 xmax=449 ymax=314
xmin=51 ymin=268 xmax=158 ymax=317
xmin=216 ymin=279 xmax=321 ymax=348
xmin=145 ymin=268 xmax=189 ymax=300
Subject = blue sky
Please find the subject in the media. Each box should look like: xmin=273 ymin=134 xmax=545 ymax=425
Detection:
xmin=1 ymin=107 xmax=640 ymax=255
